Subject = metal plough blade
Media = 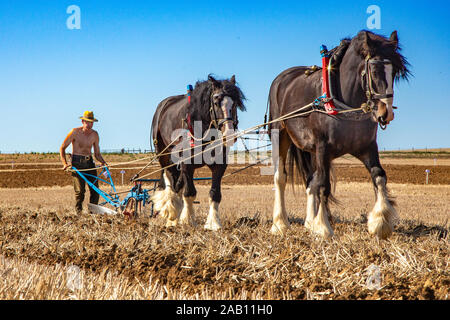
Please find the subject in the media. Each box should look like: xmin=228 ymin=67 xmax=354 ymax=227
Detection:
xmin=88 ymin=203 xmax=117 ymax=215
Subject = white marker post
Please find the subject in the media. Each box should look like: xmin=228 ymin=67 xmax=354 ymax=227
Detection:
xmin=434 ymin=158 xmax=437 ymax=166
xmin=425 ymin=169 xmax=430 ymax=185
xmin=11 ymin=161 xmax=14 ymax=170
xmin=120 ymin=170 xmax=125 ymax=185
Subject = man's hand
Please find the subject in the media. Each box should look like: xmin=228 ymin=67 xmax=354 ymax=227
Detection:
xmin=101 ymin=162 xmax=108 ymax=168
xmin=62 ymin=164 xmax=71 ymax=171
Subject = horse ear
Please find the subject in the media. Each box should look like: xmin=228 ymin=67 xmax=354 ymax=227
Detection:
xmin=390 ymin=30 xmax=398 ymax=50
xmin=230 ymin=75 xmax=236 ymax=85
xmin=363 ymin=31 xmax=373 ymax=47
xmin=362 ymin=31 xmax=374 ymax=56
xmin=208 ymin=75 xmax=220 ymax=88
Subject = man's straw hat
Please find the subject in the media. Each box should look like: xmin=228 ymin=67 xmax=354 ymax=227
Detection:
xmin=79 ymin=111 xmax=98 ymax=122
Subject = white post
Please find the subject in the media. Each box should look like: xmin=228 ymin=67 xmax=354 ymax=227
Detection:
xmin=425 ymin=169 xmax=430 ymax=185
xmin=434 ymin=158 xmax=437 ymax=166
xmin=120 ymin=170 xmax=125 ymax=185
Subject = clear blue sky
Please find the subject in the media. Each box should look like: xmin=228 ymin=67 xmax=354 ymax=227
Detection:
xmin=0 ymin=0 xmax=449 ymax=153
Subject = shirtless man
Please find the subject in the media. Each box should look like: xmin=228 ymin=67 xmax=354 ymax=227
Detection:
xmin=60 ymin=111 xmax=108 ymax=214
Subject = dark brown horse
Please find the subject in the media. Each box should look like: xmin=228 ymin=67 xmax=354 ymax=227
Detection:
xmin=268 ymin=30 xmax=410 ymax=239
xmin=151 ymin=75 xmax=246 ymax=229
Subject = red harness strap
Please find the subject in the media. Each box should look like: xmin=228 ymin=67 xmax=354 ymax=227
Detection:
xmin=186 ymin=84 xmax=195 ymax=147
xmin=186 ymin=113 xmax=195 ymax=147
xmin=321 ymin=46 xmax=338 ymax=115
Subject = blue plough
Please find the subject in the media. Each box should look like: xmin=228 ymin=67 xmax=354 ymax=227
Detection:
xmin=72 ymin=166 xmax=212 ymax=218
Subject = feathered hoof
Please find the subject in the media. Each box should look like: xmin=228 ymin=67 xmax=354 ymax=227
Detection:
xmin=270 ymin=223 xmax=289 ymax=236
xmin=367 ymin=217 xmax=394 ymax=240
xmin=368 ymin=199 xmax=398 ymax=240
xmin=311 ymin=221 xmax=334 ymax=239
xmin=204 ymin=223 xmax=221 ymax=231
xmin=179 ymin=197 xmax=197 ymax=227
xmin=151 ymin=188 xmax=182 ymax=223
xmin=179 ymin=213 xmax=197 ymax=227
xmin=204 ymin=218 xmax=222 ymax=231
xmin=166 ymin=218 xmax=179 ymax=228
xmin=308 ymin=203 xmax=334 ymax=239
xmin=304 ymin=219 xmax=314 ymax=231
xmin=204 ymin=201 xmax=222 ymax=231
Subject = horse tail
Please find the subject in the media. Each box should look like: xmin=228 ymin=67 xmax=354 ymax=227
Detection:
xmin=286 ymin=144 xmax=338 ymax=203
xmin=264 ymin=93 xmax=271 ymax=132
xmin=287 ymin=144 xmax=312 ymax=192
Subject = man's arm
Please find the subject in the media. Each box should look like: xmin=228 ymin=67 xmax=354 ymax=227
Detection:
xmin=93 ymin=131 xmax=108 ymax=167
xmin=60 ymin=129 xmax=74 ymax=170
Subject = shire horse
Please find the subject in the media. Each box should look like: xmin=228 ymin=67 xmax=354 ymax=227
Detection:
xmin=151 ymin=75 xmax=246 ymax=229
xmin=268 ymin=30 xmax=410 ymax=239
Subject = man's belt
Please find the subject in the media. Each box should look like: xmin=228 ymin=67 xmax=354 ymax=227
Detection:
xmin=72 ymin=154 xmax=93 ymax=163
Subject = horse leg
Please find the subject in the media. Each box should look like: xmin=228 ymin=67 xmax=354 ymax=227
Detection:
xmin=354 ymin=143 xmax=398 ymax=239
xmin=304 ymin=184 xmax=317 ymax=231
xmin=179 ymin=165 xmax=197 ymax=226
xmin=295 ymin=150 xmax=316 ymax=230
xmin=309 ymin=144 xmax=333 ymax=238
xmin=151 ymin=168 xmax=183 ymax=227
xmin=270 ymin=131 xmax=291 ymax=235
xmin=204 ymin=164 xmax=226 ymax=231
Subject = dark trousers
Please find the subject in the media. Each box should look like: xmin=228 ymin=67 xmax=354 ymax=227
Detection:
xmin=71 ymin=156 xmax=99 ymax=213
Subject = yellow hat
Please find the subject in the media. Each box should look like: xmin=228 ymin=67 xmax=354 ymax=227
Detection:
xmin=79 ymin=111 xmax=98 ymax=122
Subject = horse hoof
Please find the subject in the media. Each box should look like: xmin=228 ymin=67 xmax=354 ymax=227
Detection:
xmin=270 ymin=224 xmax=288 ymax=236
xmin=304 ymin=219 xmax=314 ymax=231
xmin=312 ymin=226 xmax=334 ymax=239
xmin=179 ymin=217 xmax=197 ymax=227
xmin=165 ymin=219 xmax=178 ymax=228
xmin=368 ymin=197 xmax=397 ymax=240
xmin=368 ymin=216 xmax=393 ymax=240
xmin=204 ymin=221 xmax=222 ymax=231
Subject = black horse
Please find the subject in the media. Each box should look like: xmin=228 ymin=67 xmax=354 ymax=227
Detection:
xmin=268 ymin=30 xmax=410 ymax=239
xmin=151 ymin=75 xmax=246 ymax=229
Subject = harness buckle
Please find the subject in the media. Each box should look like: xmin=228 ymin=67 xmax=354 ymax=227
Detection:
xmin=361 ymin=102 xmax=372 ymax=113
xmin=361 ymin=100 xmax=375 ymax=113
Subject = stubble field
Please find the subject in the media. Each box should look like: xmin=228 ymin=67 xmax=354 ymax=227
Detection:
xmin=0 ymin=153 xmax=448 ymax=300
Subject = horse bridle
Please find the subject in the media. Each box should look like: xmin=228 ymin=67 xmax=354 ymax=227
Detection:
xmin=360 ymin=56 xmax=394 ymax=111
xmin=209 ymin=92 xmax=238 ymax=131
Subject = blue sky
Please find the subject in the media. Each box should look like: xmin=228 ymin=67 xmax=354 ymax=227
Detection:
xmin=0 ymin=0 xmax=449 ymax=153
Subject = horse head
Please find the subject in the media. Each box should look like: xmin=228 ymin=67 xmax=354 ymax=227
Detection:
xmin=208 ymin=74 xmax=246 ymax=146
xmin=341 ymin=30 xmax=410 ymax=128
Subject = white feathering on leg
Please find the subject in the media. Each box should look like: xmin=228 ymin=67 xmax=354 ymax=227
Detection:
xmin=304 ymin=187 xmax=316 ymax=231
xmin=271 ymin=167 xmax=290 ymax=235
xmin=204 ymin=200 xmax=222 ymax=231
xmin=311 ymin=193 xmax=333 ymax=239
xmin=368 ymin=177 xmax=398 ymax=240
xmin=151 ymin=172 xmax=182 ymax=227
xmin=179 ymin=196 xmax=196 ymax=226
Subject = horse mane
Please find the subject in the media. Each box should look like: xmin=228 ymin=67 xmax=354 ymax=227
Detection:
xmin=190 ymin=80 xmax=213 ymax=117
xmin=329 ymin=38 xmax=351 ymax=71
xmin=351 ymin=30 xmax=411 ymax=82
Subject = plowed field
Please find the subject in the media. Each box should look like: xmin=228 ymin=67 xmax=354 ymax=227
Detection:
xmin=0 ymin=155 xmax=448 ymax=300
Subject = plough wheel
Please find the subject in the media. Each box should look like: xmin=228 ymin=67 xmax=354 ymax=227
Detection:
xmin=122 ymin=197 xmax=138 ymax=219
